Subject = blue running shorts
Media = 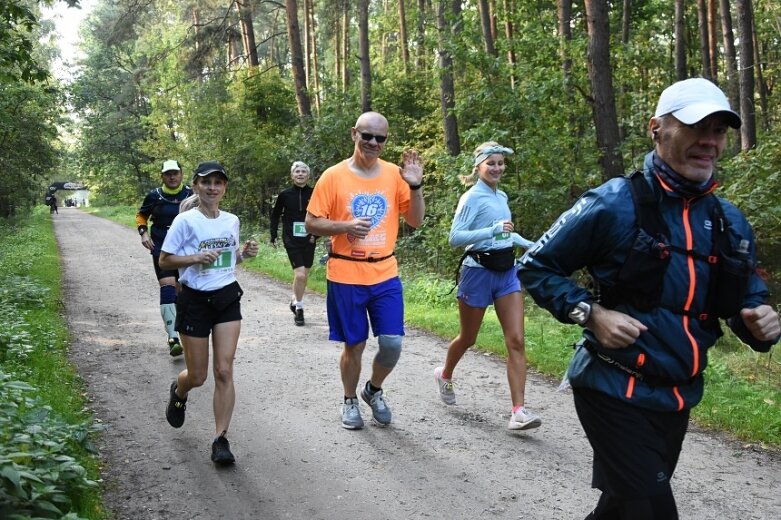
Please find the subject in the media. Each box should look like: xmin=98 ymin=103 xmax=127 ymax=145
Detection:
xmin=457 ymin=265 xmax=521 ymax=308
xmin=326 ymin=277 xmax=405 ymax=345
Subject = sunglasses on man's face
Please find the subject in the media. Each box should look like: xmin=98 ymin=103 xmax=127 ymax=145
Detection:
xmin=358 ymin=131 xmax=387 ymax=144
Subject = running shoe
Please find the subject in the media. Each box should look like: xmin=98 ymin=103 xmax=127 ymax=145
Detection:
xmin=294 ymin=308 xmax=305 ymax=326
xmin=361 ymin=384 xmax=392 ymax=425
xmin=289 ymin=301 xmax=297 ymax=315
xmin=211 ymin=436 xmax=235 ymax=465
xmin=508 ymin=407 xmax=541 ymax=431
xmin=168 ymin=337 xmax=183 ymax=357
xmin=434 ymin=366 xmax=456 ymax=405
xmin=166 ymin=381 xmax=187 ymax=428
xmin=341 ymin=398 xmax=364 ymax=430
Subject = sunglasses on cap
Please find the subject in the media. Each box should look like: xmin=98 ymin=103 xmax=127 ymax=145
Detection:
xmin=357 ymin=131 xmax=387 ymax=144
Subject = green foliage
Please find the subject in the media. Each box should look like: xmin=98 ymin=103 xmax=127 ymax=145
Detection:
xmin=0 ymin=371 xmax=101 ymax=520
xmin=0 ymin=209 xmax=105 ymax=519
xmin=0 ymin=81 xmax=60 ymax=217
xmin=0 ymin=0 xmax=49 ymax=83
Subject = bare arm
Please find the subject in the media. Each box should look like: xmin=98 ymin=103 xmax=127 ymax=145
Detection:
xmin=305 ymin=212 xmax=372 ymax=239
xmin=400 ymin=149 xmax=425 ymax=228
xmin=159 ymin=250 xmax=221 ymax=270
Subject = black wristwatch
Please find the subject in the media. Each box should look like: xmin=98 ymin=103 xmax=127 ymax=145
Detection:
xmin=568 ymin=302 xmax=592 ymax=326
xmin=138 ymin=226 xmax=147 ymax=236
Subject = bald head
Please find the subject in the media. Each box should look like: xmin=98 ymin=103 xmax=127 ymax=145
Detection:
xmin=355 ymin=111 xmax=388 ymax=130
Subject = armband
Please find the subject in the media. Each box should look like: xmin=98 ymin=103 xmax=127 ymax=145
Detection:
xmin=138 ymin=226 xmax=148 ymax=236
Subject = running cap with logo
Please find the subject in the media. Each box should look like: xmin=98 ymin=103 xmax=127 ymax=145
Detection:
xmin=161 ymin=160 xmax=181 ymax=173
xmin=654 ymin=78 xmax=741 ymax=129
xmin=193 ymin=161 xmax=229 ymax=181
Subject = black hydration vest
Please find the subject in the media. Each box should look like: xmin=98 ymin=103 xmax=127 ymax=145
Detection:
xmin=596 ymin=171 xmax=754 ymax=323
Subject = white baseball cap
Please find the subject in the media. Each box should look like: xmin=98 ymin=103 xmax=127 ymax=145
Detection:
xmin=654 ymin=78 xmax=741 ymax=128
xmin=161 ymin=160 xmax=181 ymax=173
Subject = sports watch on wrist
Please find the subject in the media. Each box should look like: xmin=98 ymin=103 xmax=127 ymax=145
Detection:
xmin=138 ymin=226 xmax=147 ymax=236
xmin=568 ymin=302 xmax=592 ymax=326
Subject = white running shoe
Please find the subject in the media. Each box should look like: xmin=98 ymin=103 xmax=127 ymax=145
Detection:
xmin=508 ymin=407 xmax=541 ymax=430
xmin=434 ymin=366 xmax=456 ymax=405
xmin=340 ymin=398 xmax=364 ymax=430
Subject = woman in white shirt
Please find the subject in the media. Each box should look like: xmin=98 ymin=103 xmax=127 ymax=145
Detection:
xmin=159 ymin=161 xmax=258 ymax=465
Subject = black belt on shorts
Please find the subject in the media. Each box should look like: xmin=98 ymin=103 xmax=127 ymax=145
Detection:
xmin=328 ymin=251 xmax=395 ymax=263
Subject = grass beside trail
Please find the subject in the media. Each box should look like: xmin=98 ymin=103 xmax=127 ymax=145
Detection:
xmin=0 ymin=207 xmax=104 ymax=519
xmin=87 ymin=205 xmax=781 ymax=450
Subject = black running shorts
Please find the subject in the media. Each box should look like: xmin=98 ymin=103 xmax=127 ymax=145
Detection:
xmin=175 ymin=282 xmax=243 ymax=338
xmin=286 ymin=244 xmax=316 ymax=269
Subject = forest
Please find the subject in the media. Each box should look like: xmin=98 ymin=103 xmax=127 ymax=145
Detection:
xmin=2 ymin=0 xmax=781 ymax=285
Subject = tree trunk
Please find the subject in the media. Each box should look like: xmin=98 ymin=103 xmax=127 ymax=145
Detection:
xmin=558 ymin=0 xmax=572 ymax=84
xmin=735 ymin=0 xmax=756 ymax=149
xmin=437 ymin=0 xmax=461 ymax=156
xmin=237 ymin=0 xmax=258 ymax=68
xmin=399 ymin=0 xmax=410 ymax=74
xmin=303 ymin=0 xmax=311 ymax=87
xmin=489 ymin=0 xmax=498 ymax=47
xmin=697 ymin=0 xmax=712 ymax=78
xmin=675 ymin=0 xmax=687 ymax=80
xmin=719 ymin=0 xmax=739 ymax=110
xmin=381 ymin=0 xmax=389 ymax=64
xmin=358 ymin=0 xmax=372 ymax=112
xmin=334 ymin=10 xmax=342 ymax=90
xmin=584 ymin=0 xmax=624 ymax=180
xmin=621 ymin=0 xmax=630 ymax=44
xmin=708 ymin=0 xmax=719 ymax=81
xmin=477 ymin=0 xmax=496 ymax=56
xmin=503 ymin=0 xmax=516 ymax=89
xmin=719 ymin=0 xmax=741 ymax=151
xmin=309 ymin=0 xmax=321 ymax=114
xmin=342 ymin=0 xmax=350 ymax=92
xmin=416 ymin=0 xmax=427 ymax=69
xmin=285 ymin=0 xmax=313 ymax=120
xmin=751 ymin=16 xmax=768 ymax=132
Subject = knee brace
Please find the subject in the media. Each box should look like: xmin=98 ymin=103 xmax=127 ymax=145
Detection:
xmin=375 ymin=334 xmax=402 ymax=369
xmin=160 ymin=284 xmax=177 ymax=305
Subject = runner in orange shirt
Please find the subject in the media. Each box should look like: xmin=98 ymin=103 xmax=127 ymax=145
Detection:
xmin=305 ymin=111 xmax=425 ymax=429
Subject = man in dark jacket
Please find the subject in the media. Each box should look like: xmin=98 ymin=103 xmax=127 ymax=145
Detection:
xmin=270 ymin=161 xmax=317 ymax=326
xmin=518 ymin=78 xmax=780 ymax=519
xmin=136 ymin=159 xmax=193 ymax=356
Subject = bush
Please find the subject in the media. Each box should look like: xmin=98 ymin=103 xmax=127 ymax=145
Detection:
xmin=0 ymin=371 xmax=101 ymax=519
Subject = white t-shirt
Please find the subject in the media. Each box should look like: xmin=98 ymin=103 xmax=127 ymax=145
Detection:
xmin=161 ymin=209 xmax=241 ymax=291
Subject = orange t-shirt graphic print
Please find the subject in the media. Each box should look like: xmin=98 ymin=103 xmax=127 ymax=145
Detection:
xmin=307 ymin=159 xmax=411 ymax=285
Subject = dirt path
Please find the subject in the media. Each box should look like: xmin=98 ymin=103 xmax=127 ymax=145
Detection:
xmin=53 ymin=208 xmax=779 ymax=520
